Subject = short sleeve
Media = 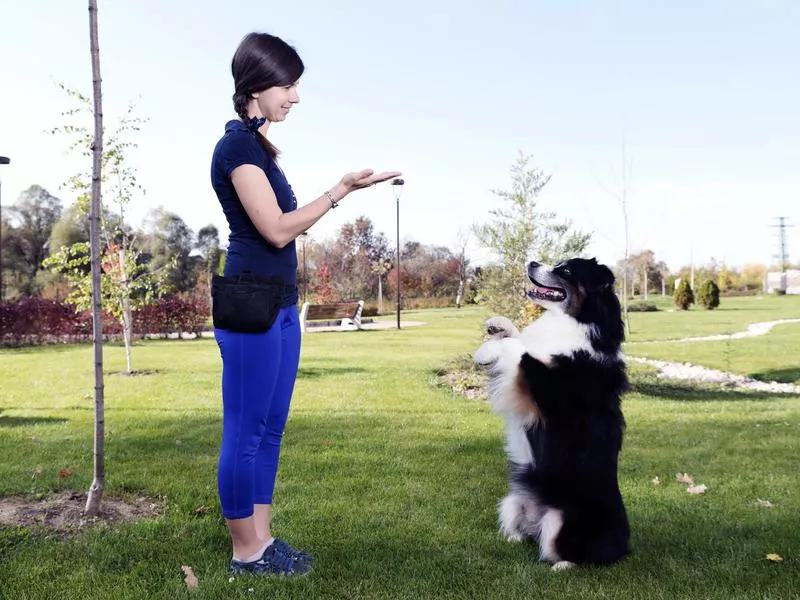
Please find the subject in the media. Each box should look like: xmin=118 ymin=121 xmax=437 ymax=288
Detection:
xmin=219 ymin=132 xmax=266 ymax=177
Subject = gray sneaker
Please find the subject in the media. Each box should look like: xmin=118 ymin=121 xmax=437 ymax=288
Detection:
xmin=230 ymin=543 xmax=311 ymax=576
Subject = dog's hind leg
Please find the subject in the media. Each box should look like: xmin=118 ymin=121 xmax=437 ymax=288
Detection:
xmin=537 ymin=507 xmax=565 ymax=564
xmin=498 ymin=491 xmax=541 ymax=542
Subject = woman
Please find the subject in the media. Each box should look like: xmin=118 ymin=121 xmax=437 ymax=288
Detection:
xmin=210 ymin=31 xmax=400 ymax=576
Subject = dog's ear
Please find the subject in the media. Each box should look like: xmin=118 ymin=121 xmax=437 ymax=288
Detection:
xmin=591 ymin=264 xmax=616 ymax=291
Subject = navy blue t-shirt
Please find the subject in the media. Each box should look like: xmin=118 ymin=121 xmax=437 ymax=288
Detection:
xmin=210 ymin=120 xmax=298 ymax=305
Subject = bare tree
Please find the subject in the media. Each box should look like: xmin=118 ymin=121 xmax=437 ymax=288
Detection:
xmin=85 ymin=0 xmax=105 ymax=517
xmin=593 ymin=140 xmax=633 ymax=334
xmin=453 ymin=227 xmax=470 ymax=308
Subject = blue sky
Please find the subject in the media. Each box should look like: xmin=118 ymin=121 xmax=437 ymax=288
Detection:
xmin=1 ymin=0 xmax=798 ymax=271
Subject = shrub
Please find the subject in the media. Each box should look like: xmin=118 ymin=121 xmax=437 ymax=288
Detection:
xmin=626 ymin=302 xmax=659 ymax=312
xmin=1 ymin=295 xmax=211 ymax=347
xmin=673 ymin=279 xmax=694 ymax=310
xmin=697 ymin=279 xmax=721 ymax=310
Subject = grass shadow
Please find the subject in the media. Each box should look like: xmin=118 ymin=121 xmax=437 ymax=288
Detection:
xmin=0 ymin=416 xmax=70 ymax=428
xmin=629 ymin=380 xmax=794 ymax=401
xmin=751 ymin=367 xmax=800 ymax=384
xmin=297 ymin=366 xmax=367 ymax=379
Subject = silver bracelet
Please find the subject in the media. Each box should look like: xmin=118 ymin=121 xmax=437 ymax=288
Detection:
xmin=324 ymin=190 xmax=338 ymax=209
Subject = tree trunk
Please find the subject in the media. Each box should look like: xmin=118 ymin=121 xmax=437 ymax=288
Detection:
xmin=119 ymin=248 xmax=134 ymax=374
xmin=85 ymin=0 xmax=105 ymax=517
xmin=643 ymin=266 xmax=648 ymax=301
xmin=456 ymin=279 xmax=464 ymax=308
xmin=377 ymin=275 xmax=383 ymax=314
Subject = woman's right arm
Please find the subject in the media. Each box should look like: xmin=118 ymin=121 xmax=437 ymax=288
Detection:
xmin=231 ymin=165 xmax=401 ymax=249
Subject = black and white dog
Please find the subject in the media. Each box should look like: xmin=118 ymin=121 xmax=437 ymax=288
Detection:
xmin=474 ymin=257 xmax=630 ymax=571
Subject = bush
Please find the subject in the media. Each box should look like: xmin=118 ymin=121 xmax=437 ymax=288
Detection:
xmin=1 ymin=295 xmax=211 ymax=347
xmin=673 ymin=279 xmax=694 ymax=310
xmin=697 ymin=279 xmax=721 ymax=310
xmin=626 ymin=301 xmax=659 ymax=312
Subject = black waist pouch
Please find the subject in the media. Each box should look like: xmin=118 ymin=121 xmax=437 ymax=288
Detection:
xmin=211 ymin=273 xmax=289 ymax=333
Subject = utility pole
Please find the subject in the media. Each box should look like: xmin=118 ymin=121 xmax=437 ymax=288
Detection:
xmin=770 ymin=217 xmax=792 ymax=272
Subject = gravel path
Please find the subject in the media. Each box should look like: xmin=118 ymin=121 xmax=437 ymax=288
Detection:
xmin=628 ymin=356 xmax=800 ymax=394
xmin=627 ymin=318 xmax=800 ymax=394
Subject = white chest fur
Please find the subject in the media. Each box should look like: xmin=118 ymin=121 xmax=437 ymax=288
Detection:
xmin=518 ymin=311 xmax=596 ymax=362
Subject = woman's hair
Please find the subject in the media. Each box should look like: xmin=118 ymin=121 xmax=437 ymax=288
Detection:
xmin=231 ymin=32 xmax=305 ymax=158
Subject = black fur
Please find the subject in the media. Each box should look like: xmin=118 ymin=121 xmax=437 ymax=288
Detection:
xmin=517 ymin=351 xmax=630 ymax=565
xmin=516 ymin=257 xmax=630 ymax=566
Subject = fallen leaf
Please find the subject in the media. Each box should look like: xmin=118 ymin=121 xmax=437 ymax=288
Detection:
xmin=651 ymin=477 xmax=661 ymax=486
xmin=766 ymin=553 xmax=783 ymax=563
xmin=755 ymin=499 xmax=775 ymax=509
xmin=58 ymin=468 xmax=74 ymax=479
xmin=687 ymin=484 xmax=707 ymax=495
xmin=675 ymin=472 xmax=695 ymax=485
xmin=181 ymin=565 xmax=199 ymax=589
xmin=195 ymin=505 xmax=210 ymax=516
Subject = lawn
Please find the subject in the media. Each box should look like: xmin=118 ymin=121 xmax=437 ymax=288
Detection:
xmin=0 ymin=302 xmax=798 ymax=599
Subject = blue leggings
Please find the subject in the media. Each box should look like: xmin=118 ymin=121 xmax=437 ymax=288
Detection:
xmin=214 ymin=305 xmax=301 ymax=520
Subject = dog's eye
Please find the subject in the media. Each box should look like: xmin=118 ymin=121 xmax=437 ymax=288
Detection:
xmin=562 ymin=267 xmax=571 ymax=276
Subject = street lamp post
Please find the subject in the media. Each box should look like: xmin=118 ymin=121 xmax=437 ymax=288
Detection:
xmin=0 ymin=156 xmax=10 ymax=301
xmin=391 ymin=178 xmax=404 ymax=329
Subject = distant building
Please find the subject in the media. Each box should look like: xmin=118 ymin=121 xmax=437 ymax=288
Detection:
xmin=765 ymin=270 xmax=800 ymax=294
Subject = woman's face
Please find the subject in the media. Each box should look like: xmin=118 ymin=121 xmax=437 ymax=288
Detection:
xmin=254 ymin=82 xmax=300 ymax=123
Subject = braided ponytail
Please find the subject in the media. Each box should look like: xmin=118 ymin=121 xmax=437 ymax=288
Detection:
xmin=232 ymin=91 xmax=279 ymax=158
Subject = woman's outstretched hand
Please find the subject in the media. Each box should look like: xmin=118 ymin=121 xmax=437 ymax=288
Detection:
xmin=340 ymin=169 xmax=402 ymax=194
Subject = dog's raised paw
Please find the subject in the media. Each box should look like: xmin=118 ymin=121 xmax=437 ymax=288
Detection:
xmin=473 ymin=340 xmax=501 ymax=368
xmin=485 ymin=316 xmax=519 ymax=340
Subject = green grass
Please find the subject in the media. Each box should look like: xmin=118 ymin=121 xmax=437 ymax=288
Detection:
xmin=625 ymin=294 xmax=800 ymax=342
xmin=1 ymin=304 xmax=799 ymax=599
xmin=628 ymin=322 xmax=800 ymax=384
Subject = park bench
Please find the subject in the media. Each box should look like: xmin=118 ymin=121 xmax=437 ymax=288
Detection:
xmin=299 ymin=300 xmax=364 ymax=332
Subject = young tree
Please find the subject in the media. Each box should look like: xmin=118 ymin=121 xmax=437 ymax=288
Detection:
xmin=45 ymin=83 xmax=165 ymax=374
xmin=86 ymin=0 xmax=104 ymax=517
xmin=453 ymin=227 xmax=471 ymax=308
xmin=472 ymin=151 xmax=591 ymax=326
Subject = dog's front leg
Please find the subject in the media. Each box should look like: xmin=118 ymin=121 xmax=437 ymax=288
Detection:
xmin=485 ymin=315 xmax=520 ymax=340
xmin=518 ymin=353 xmax=561 ymax=417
